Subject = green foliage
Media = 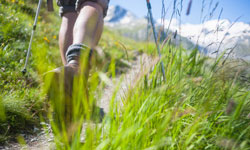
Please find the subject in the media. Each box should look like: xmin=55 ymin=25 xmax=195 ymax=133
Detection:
xmin=45 ymin=37 xmax=250 ymax=149
xmin=0 ymin=0 xmax=249 ymax=149
xmin=0 ymin=0 xmax=138 ymax=144
xmin=83 ymin=45 xmax=249 ymax=150
xmin=0 ymin=0 xmax=59 ymax=142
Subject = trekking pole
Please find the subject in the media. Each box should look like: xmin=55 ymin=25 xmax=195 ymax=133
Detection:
xmin=146 ymin=0 xmax=166 ymax=80
xmin=22 ymin=0 xmax=42 ymax=74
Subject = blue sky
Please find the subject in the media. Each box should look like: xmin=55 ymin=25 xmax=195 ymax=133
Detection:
xmin=110 ymin=0 xmax=250 ymax=24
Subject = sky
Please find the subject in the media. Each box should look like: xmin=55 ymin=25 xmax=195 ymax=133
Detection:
xmin=109 ymin=0 xmax=250 ymax=24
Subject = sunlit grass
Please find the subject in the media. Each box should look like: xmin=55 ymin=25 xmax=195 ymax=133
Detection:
xmin=0 ymin=0 xmax=249 ymax=149
xmin=42 ymin=43 xmax=250 ymax=149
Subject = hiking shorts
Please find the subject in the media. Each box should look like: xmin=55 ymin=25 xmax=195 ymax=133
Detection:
xmin=57 ymin=0 xmax=109 ymax=17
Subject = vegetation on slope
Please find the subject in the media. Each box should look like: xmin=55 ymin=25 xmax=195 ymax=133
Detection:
xmin=94 ymin=48 xmax=250 ymax=150
xmin=0 ymin=0 xmax=249 ymax=149
xmin=0 ymin=0 xmax=139 ymax=143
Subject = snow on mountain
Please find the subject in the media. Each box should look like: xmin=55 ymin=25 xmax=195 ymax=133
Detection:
xmin=105 ymin=5 xmax=250 ymax=60
xmin=104 ymin=5 xmax=148 ymax=40
xmin=161 ymin=19 xmax=250 ymax=58
xmin=105 ymin=5 xmax=138 ymax=26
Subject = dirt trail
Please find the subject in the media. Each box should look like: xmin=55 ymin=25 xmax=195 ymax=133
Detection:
xmin=98 ymin=53 xmax=154 ymax=113
xmin=2 ymin=53 xmax=153 ymax=150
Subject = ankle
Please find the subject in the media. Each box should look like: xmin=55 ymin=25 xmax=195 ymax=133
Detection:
xmin=68 ymin=60 xmax=79 ymax=66
xmin=66 ymin=44 xmax=88 ymax=65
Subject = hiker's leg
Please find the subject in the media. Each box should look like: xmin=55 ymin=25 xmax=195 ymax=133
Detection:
xmin=65 ymin=0 xmax=109 ymax=65
xmin=57 ymin=0 xmax=78 ymax=65
xmin=73 ymin=1 xmax=104 ymax=48
xmin=59 ymin=12 xmax=78 ymax=65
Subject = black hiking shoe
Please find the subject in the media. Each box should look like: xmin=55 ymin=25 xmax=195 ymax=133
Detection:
xmin=45 ymin=62 xmax=79 ymax=130
xmin=91 ymin=106 xmax=105 ymax=122
xmin=45 ymin=44 xmax=106 ymax=144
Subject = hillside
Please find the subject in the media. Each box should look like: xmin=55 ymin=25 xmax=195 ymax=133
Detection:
xmin=105 ymin=5 xmax=250 ymax=61
xmin=1 ymin=1 xmax=250 ymax=150
xmin=0 ymin=0 xmax=144 ymax=144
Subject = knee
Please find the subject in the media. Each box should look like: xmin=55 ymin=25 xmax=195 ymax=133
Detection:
xmin=79 ymin=1 xmax=104 ymax=15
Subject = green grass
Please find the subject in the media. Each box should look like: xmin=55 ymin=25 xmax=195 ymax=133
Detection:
xmin=44 ymin=44 xmax=250 ymax=149
xmin=0 ymin=0 xmax=142 ymax=144
xmin=1 ymin=0 xmax=250 ymax=149
xmin=67 ymin=45 xmax=249 ymax=150
xmin=0 ymin=0 xmax=49 ymax=143
xmin=44 ymin=42 xmax=250 ymax=149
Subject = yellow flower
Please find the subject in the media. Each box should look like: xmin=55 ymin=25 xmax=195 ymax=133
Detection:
xmin=115 ymin=42 xmax=119 ymax=47
xmin=53 ymin=35 xmax=57 ymax=39
xmin=19 ymin=1 xmax=24 ymax=5
xmin=43 ymin=37 xmax=50 ymax=43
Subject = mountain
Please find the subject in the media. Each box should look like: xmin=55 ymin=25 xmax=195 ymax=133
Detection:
xmin=105 ymin=5 xmax=250 ymax=60
xmin=104 ymin=6 xmax=150 ymax=41
xmin=163 ymin=19 xmax=250 ymax=59
xmin=105 ymin=5 xmax=138 ymax=26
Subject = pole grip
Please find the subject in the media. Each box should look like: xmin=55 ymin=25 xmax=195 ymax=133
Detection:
xmin=47 ymin=0 xmax=54 ymax=11
xmin=146 ymin=1 xmax=151 ymax=9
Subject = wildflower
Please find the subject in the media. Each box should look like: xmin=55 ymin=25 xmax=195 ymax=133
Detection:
xmin=19 ymin=0 xmax=24 ymax=5
xmin=53 ymin=35 xmax=57 ymax=39
xmin=43 ymin=37 xmax=50 ymax=43
xmin=115 ymin=42 xmax=119 ymax=47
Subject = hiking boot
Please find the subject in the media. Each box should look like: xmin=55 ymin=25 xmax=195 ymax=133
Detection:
xmin=45 ymin=44 xmax=92 ymax=143
xmin=45 ymin=63 xmax=78 ymax=133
